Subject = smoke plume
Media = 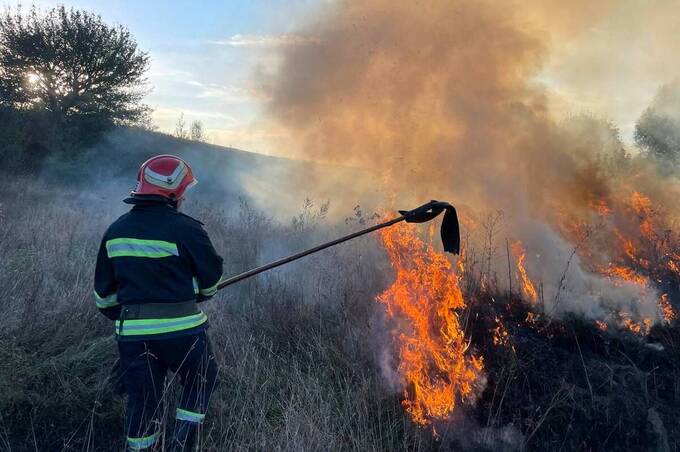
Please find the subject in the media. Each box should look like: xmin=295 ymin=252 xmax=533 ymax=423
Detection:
xmin=264 ymin=0 xmax=680 ymax=323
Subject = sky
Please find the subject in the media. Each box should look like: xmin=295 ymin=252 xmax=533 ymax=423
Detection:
xmin=5 ymin=0 xmax=328 ymax=153
xmin=2 ymin=0 xmax=680 ymax=155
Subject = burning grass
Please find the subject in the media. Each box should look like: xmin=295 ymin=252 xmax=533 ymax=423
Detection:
xmin=510 ymin=241 xmax=538 ymax=304
xmin=377 ymin=221 xmax=483 ymax=426
xmin=461 ymin=291 xmax=680 ymax=451
xmin=1 ymin=175 xmax=680 ymax=451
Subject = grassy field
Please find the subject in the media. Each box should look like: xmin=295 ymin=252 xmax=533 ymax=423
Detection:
xmin=0 ymin=175 xmax=435 ymax=451
xmin=2 ymin=169 xmax=680 ymax=451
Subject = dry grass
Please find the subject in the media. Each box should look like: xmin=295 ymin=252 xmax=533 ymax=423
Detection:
xmin=2 ymin=173 xmax=680 ymax=451
xmin=0 ymin=177 xmax=431 ymax=451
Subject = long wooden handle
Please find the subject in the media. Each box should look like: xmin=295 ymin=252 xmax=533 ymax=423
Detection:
xmin=217 ymin=216 xmax=405 ymax=290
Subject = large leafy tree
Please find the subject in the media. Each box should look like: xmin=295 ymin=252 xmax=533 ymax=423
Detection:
xmin=634 ymin=81 xmax=680 ymax=166
xmin=0 ymin=6 xmax=150 ymax=125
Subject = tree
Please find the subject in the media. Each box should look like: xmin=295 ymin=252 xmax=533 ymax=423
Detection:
xmin=0 ymin=6 xmax=150 ymax=126
xmin=190 ymin=120 xmax=205 ymax=141
xmin=175 ymin=112 xmax=188 ymax=139
xmin=635 ymin=113 xmax=680 ymax=164
xmin=634 ymin=81 xmax=680 ymax=165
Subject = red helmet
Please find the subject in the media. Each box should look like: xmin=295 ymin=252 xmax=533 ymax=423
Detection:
xmin=131 ymin=155 xmax=197 ymax=200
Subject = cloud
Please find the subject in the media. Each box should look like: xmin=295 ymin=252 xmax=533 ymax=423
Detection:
xmin=208 ymin=33 xmax=318 ymax=47
xmin=148 ymin=66 xmax=192 ymax=80
xmin=183 ymin=80 xmax=270 ymax=103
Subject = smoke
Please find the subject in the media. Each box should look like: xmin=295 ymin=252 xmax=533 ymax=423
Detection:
xmin=267 ymin=0 xmax=548 ymax=204
xmin=263 ymin=0 xmax=680 ymax=323
xmin=264 ymin=0 xmax=612 ymax=206
xmin=642 ymin=80 xmax=680 ymax=123
xmin=36 ymin=127 xmax=350 ymax=221
xmin=541 ymin=0 xmax=680 ymax=139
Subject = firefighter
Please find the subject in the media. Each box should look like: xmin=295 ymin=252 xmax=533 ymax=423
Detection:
xmin=94 ymin=155 xmax=223 ymax=451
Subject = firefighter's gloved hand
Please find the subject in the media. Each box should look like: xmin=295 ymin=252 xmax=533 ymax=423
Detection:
xmin=101 ymin=304 xmax=122 ymax=321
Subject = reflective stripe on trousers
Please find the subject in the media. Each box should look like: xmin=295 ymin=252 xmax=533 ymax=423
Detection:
xmin=118 ymin=333 xmax=219 ymax=450
xmin=127 ymin=431 xmax=159 ymax=450
xmin=176 ymin=407 xmax=205 ymax=423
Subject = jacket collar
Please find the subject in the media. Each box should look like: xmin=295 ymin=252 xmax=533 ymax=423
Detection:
xmin=124 ymin=195 xmax=178 ymax=210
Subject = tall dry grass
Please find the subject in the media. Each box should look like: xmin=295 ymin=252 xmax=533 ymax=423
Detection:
xmin=3 ymin=173 xmax=680 ymax=451
xmin=0 ymin=176 xmax=433 ymax=451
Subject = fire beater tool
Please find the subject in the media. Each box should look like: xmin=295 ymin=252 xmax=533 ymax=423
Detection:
xmin=216 ymin=200 xmax=460 ymax=291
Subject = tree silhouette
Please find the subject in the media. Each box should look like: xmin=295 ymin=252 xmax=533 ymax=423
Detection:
xmin=0 ymin=6 xmax=149 ymax=126
xmin=634 ymin=81 xmax=680 ymax=165
xmin=190 ymin=120 xmax=205 ymax=141
xmin=175 ymin=112 xmax=188 ymax=139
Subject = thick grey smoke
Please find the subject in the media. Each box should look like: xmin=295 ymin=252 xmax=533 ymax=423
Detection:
xmin=263 ymin=0 xmax=680 ymax=324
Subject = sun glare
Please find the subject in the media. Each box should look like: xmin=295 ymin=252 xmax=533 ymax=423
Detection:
xmin=26 ymin=72 xmax=41 ymax=86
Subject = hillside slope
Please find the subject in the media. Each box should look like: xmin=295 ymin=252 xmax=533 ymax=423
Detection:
xmin=41 ymin=127 xmax=378 ymax=219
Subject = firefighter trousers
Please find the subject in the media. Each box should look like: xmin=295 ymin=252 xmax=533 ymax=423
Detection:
xmin=117 ymin=332 xmax=219 ymax=450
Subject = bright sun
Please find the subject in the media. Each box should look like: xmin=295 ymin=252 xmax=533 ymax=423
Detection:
xmin=26 ymin=72 xmax=41 ymax=86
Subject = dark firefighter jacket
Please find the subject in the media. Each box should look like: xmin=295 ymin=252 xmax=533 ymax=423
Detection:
xmin=94 ymin=197 xmax=223 ymax=341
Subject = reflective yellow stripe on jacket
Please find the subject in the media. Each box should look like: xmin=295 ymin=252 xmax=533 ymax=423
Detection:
xmin=193 ymin=276 xmax=221 ymax=297
xmin=115 ymin=312 xmax=207 ymax=337
xmin=106 ymin=238 xmax=178 ymax=258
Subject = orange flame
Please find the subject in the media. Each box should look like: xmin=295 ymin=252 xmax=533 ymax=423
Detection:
xmin=525 ymin=311 xmax=537 ymax=324
xmin=511 ymin=241 xmax=538 ymax=303
xmin=601 ymin=264 xmax=649 ymax=287
xmin=377 ymin=221 xmax=483 ymax=425
xmin=492 ymin=316 xmax=515 ymax=352
xmin=492 ymin=317 xmax=507 ymax=346
xmin=631 ymin=191 xmax=652 ymax=215
xmin=589 ymin=199 xmax=611 ymax=216
xmin=658 ymin=293 xmax=676 ymax=324
xmin=595 ymin=320 xmax=608 ymax=331
xmin=618 ymin=312 xmax=652 ymax=336
xmin=613 ymin=229 xmax=642 ymax=267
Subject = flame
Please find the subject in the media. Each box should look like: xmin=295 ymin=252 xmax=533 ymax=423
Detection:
xmin=377 ymin=220 xmax=483 ymax=425
xmin=492 ymin=317 xmax=508 ymax=345
xmin=589 ymin=199 xmax=611 ymax=216
xmin=555 ymin=190 xmax=679 ymax=333
xmin=511 ymin=241 xmax=539 ymax=303
xmin=631 ymin=191 xmax=653 ymax=217
xmin=618 ymin=312 xmax=653 ymax=336
xmin=658 ymin=293 xmax=676 ymax=324
xmin=612 ymin=229 xmax=645 ymax=268
xmin=601 ymin=264 xmax=649 ymax=287
xmin=595 ymin=320 xmax=608 ymax=331
xmin=492 ymin=316 xmax=516 ymax=353
xmin=525 ymin=311 xmax=536 ymax=324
